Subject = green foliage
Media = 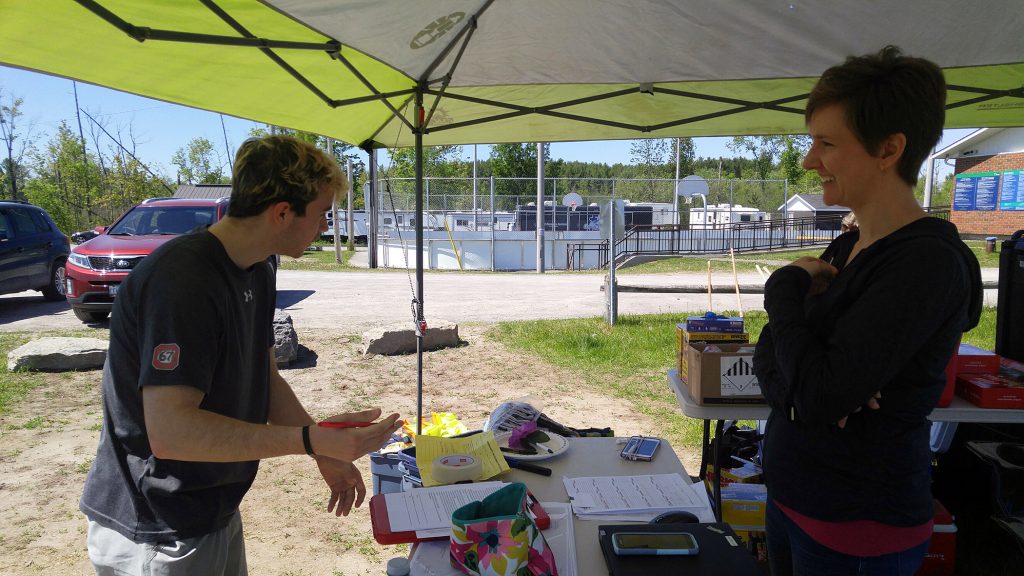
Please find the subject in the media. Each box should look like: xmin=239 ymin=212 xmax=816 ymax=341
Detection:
xmin=171 ymin=137 xmax=227 ymax=185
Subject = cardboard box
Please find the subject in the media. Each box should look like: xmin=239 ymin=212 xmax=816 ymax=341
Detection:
xmin=685 ymin=314 xmax=745 ymax=333
xmin=675 ymin=324 xmax=749 ymax=385
xmin=954 ymin=343 xmax=1000 ymax=374
xmin=718 ymin=483 xmax=767 ymax=531
xmin=684 ymin=342 xmax=764 ymax=405
xmin=956 ymin=356 xmax=1024 ymax=409
xmin=705 ymin=457 xmax=763 ymax=485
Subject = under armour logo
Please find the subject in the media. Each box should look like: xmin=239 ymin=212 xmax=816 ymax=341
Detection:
xmin=243 ymin=289 xmax=253 ymax=303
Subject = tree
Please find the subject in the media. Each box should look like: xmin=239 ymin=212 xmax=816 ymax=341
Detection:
xmin=727 ymin=135 xmax=792 ymax=183
xmin=676 ymin=137 xmax=696 ymax=178
xmin=27 ymin=121 xmax=103 ymax=231
xmin=629 ymin=138 xmax=671 ymax=200
xmin=0 ymin=90 xmax=34 ymax=201
xmin=171 ymin=137 xmax=227 ymax=184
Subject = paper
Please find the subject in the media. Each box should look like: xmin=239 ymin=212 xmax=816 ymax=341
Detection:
xmin=384 ymin=482 xmax=505 ymax=533
xmin=410 ymin=502 xmax=577 ymax=576
xmin=563 ymin=473 xmax=712 ymax=521
xmin=415 ymin=432 xmax=510 ymax=487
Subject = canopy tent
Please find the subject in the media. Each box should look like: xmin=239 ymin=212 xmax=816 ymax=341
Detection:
xmin=3 ymin=1 xmax=1023 ymax=148
xmin=4 ymin=0 xmax=1022 ymax=428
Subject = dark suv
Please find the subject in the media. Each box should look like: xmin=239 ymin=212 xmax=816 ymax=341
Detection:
xmin=0 ymin=200 xmax=70 ymax=301
xmin=65 ymin=197 xmax=229 ymax=322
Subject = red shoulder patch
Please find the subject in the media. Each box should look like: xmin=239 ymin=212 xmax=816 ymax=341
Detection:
xmin=152 ymin=343 xmax=180 ymax=371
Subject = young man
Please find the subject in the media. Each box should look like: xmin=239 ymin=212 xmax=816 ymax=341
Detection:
xmin=81 ymin=135 xmax=402 ymax=575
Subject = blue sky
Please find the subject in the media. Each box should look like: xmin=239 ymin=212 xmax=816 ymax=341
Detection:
xmin=2 ymin=65 xmax=970 ymax=180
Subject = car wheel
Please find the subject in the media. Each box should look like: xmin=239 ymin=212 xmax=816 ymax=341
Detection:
xmin=72 ymin=307 xmax=109 ymax=323
xmin=41 ymin=258 xmax=67 ymax=301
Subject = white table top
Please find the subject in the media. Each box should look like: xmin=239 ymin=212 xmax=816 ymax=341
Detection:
xmin=500 ymin=436 xmax=691 ymax=576
xmin=667 ymin=369 xmax=1024 ymax=424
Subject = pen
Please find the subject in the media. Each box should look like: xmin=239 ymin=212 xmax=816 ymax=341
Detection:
xmin=318 ymin=421 xmax=373 ymax=429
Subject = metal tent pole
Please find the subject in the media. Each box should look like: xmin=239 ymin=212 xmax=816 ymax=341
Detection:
xmin=414 ymin=91 xmax=425 ymax=436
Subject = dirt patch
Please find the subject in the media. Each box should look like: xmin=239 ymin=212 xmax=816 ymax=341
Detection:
xmin=0 ymin=325 xmax=698 ymax=576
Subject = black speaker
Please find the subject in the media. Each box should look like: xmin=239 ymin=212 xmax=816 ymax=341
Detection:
xmin=995 ymin=230 xmax=1024 ymax=362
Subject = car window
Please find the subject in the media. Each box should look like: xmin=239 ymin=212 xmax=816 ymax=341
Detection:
xmin=30 ymin=210 xmax=54 ymax=232
xmin=7 ymin=208 xmax=41 ymax=236
xmin=108 ymin=207 xmax=154 ymax=235
xmin=0 ymin=211 xmax=9 ymax=238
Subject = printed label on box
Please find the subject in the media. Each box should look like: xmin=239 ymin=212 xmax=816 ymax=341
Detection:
xmin=720 ymin=356 xmax=761 ymax=396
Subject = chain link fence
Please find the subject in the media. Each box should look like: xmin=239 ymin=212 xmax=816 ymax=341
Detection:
xmin=375 ymin=177 xmax=790 ymax=230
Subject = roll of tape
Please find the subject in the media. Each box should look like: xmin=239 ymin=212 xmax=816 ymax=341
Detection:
xmin=432 ymin=454 xmax=482 ymax=484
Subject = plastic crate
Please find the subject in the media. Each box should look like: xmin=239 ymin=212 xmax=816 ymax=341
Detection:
xmin=369 ymin=452 xmax=405 ymax=495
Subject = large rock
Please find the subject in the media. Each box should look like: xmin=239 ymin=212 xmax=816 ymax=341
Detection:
xmin=274 ymin=310 xmax=298 ymax=366
xmin=7 ymin=337 xmax=109 ymax=371
xmin=362 ymin=320 xmax=460 ymax=356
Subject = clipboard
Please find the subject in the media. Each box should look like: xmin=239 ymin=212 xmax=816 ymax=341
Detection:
xmin=370 ymin=487 xmax=551 ymax=545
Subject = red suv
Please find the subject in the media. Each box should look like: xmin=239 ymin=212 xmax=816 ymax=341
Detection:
xmin=65 ymin=197 xmax=229 ymax=322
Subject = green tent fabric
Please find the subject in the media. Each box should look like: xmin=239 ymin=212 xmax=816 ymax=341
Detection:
xmin=2 ymin=0 xmax=1022 ymax=149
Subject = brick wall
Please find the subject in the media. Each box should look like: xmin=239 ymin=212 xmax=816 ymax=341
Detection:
xmin=950 ymin=152 xmax=1024 ymax=236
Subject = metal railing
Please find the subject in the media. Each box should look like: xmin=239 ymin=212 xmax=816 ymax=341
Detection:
xmin=566 ymin=207 xmax=950 ymax=270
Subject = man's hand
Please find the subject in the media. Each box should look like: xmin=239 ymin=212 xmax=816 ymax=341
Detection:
xmin=310 ymin=408 xmax=403 ymax=462
xmin=787 ymin=256 xmax=838 ymax=296
xmin=315 ymin=456 xmax=366 ymax=516
xmin=837 ymin=392 xmax=882 ymax=429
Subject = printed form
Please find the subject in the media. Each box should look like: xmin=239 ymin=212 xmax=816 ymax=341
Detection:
xmin=384 ymin=482 xmax=505 ymax=534
xmin=563 ymin=473 xmax=710 ymax=517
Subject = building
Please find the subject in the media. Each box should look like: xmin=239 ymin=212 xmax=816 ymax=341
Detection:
xmin=688 ymin=203 xmax=768 ymax=229
xmin=926 ymin=128 xmax=1024 ymax=236
xmin=777 ymin=194 xmax=850 ymax=230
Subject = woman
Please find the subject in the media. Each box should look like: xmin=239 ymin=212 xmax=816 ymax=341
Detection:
xmin=753 ymin=46 xmax=983 ymax=575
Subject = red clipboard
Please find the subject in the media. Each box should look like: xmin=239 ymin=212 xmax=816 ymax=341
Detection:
xmin=370 ymin=488 xmax=551 ymax=545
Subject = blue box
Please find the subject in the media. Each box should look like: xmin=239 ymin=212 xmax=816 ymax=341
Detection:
xmin=685 ymin=314 xmax=745 ymax=334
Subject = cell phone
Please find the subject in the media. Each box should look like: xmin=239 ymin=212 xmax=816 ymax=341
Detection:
xmin=611 ymin=531 xmax=700 ymax=556
xmin=620 ymin=436 xmax=661 ymax=461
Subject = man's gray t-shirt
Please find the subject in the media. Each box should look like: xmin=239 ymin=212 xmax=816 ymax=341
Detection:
xmin=80 ymin=230 xmax=275 ymax=542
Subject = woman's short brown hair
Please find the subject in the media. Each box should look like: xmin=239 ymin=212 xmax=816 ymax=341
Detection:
xmin=227 ymin=135 xmax=346 ymax=218
xmin=806 ymin=46 xmax=946 ymax=186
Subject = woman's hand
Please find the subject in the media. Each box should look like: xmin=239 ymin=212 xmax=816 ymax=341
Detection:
xmin=315 ymin=456 xmax=365 ymax=516
xmin=787 ymin=257 xmax=838 ymax=296
xmin=837 ymin=392 xmax=881 ymax=428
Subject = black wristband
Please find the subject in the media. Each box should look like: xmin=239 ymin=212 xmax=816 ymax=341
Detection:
xmin=302 ymin=425 xmax=315 ymax=457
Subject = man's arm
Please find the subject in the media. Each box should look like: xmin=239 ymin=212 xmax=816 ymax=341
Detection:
xmin=142 ymin=373 xmax=399 ymax=464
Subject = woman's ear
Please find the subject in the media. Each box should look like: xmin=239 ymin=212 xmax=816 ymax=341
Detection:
xmin=878 ymin=132 xmax=906 ymax=172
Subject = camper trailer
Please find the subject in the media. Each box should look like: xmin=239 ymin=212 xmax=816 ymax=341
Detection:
xmin=688 ymin=203 xmax=767 ymax=229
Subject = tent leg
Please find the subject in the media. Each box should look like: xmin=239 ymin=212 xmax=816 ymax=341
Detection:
xmin=415 ymin=90 xmax=425 ymax=436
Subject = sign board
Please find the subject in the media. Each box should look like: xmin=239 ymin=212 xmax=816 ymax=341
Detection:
xmin=953 ymin=172 xmax=1000 ymax=211
xmin=999 ymin=170 xmax=1024 ymax=211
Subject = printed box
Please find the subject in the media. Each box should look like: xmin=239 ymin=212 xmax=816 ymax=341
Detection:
xmin=953 ymin=343 xmax=1000 ymax=375
xmin=684 ymin=342 xmax=765 ymax=405
xmin=685 ymin=315 xmax=745 ymax=334
xmin=675 ymin=324 xmax=749 ymax=384
xmin=955 ymin=356 xmax=1024 ymax=409
xmin=718 ymin=482 xmax=767 ymax=532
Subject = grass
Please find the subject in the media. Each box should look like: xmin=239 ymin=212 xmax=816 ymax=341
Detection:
xmin=0 ymin=329 xmax=108 ymax=416
xmin=0 ymin=333 xmax=47 ymax=416
xmin=492 ymin=307 xmax=998 ymax=455
xmin=278 ymin=245 xmax=357 ymax=271
xmin=619 ymin=248 xmax=822 ymax=275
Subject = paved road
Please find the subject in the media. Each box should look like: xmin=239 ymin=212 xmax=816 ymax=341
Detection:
xmin=0 ymin=268 xmax=1001 ymax=333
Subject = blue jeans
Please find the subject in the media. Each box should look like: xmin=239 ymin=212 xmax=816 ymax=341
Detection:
xmin=766 ymin=499 xmax=929 ymax=576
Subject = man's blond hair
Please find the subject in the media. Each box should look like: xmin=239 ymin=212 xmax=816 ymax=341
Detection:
xmin=227 ymin=135 xmax=347 ymax=218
